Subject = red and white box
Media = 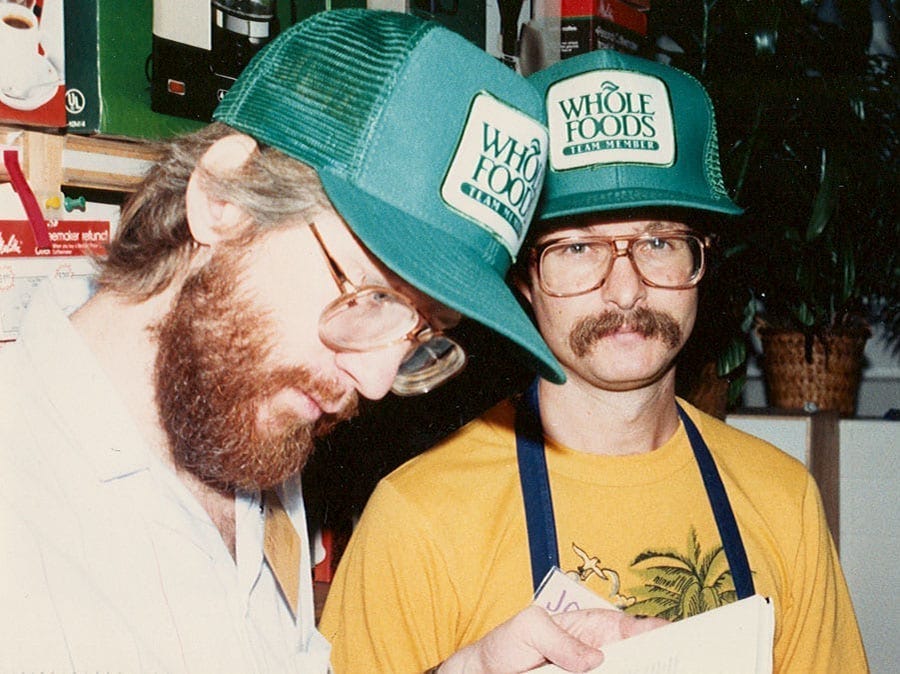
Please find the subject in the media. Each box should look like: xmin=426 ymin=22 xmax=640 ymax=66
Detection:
xmin=0 ymin=0 xmax=66 ymax=128
xmin=560 ymin=0 xmax=648 ymax=60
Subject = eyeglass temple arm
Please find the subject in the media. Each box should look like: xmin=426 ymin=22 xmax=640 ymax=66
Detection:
xmin=308 ymin=223 xmax=356 ymax=293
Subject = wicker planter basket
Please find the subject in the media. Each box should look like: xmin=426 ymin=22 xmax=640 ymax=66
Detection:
xmin=682 ymin=359 xmax=732 ymax=420
xmin=758 ymin=327 xmax=871 ymax=416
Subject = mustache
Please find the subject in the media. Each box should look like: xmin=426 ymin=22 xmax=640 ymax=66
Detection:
xmin=569 ymin=306 xmax=683 ymax=357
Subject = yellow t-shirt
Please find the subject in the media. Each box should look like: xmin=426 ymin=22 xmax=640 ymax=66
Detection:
xmin=320 ymin=399 xmax=867 ymax=673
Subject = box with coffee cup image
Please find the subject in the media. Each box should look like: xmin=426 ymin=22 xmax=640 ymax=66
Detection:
xmin=0 ymin=0 xmax=66 ymax=127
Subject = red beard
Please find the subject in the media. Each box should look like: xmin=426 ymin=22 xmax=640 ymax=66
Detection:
xmin=153 ymin=242 xmax=357 ymax=492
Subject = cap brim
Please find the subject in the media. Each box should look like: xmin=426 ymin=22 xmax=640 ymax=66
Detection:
xmin=539 ymin=185 xmax=745 ymax=221
xmin=320 ymin=172 xmax=566 ymax=385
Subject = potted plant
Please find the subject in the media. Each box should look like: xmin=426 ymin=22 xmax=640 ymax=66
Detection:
xmin=655 ymin=0 xmax=900 ymax=416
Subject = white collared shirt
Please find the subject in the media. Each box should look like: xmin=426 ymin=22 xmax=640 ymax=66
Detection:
xmin=0 ymin=281 xmax=331 ymax=672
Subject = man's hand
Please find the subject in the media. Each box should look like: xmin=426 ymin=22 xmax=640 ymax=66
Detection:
xmin=436 ymin=605 xmax=667 ymax=673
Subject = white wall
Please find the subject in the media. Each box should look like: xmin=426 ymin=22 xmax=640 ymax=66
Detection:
xmin=838 ymin=420 xmax=899 ymax=674
xmin=726 ymin=414 xmax=900 ymax=673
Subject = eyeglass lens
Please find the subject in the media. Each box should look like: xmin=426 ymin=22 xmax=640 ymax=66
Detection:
xmin=311 ymin=222 xmax=467 ymax=395
xmin=320 ymin=288 xmax=420 ymax=350
xmin=391 ymin=335 xmax=468 ymax=397
xmin=319 ymin=288 xmax=467 ymax=396
xmin=540 ymin=234 xmax=704 ymax=295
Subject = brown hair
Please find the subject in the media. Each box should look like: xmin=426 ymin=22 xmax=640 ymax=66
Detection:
xmin=96 ymin=122 xmax=331 ymax=300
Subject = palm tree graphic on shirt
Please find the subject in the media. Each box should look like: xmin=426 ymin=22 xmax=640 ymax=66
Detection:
xmin=624 ymin=527 xmax=738 ymax=621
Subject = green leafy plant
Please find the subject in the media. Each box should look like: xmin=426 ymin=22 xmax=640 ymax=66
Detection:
xmin=655 ymin=1 xmax=900 ymax=406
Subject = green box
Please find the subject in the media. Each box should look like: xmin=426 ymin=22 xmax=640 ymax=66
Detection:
xmin=65 ymin=0 xmax=203 ymax=139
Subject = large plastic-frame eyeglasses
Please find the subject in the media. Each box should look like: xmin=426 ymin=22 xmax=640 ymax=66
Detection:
xmin=532 ymin=231 xmax=710 ymax=298
xmin=309 ymin=223 xmax=467 ymax=396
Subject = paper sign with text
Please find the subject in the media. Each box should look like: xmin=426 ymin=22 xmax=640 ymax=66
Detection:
xmin=0 ymin=220 xmax=110 ymax=257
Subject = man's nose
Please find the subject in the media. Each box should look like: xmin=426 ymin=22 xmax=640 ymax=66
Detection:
xmin=333 ymin=342 xmax=410 ymax=400
xmin=599 ymin=249 xmax=646 ymax=310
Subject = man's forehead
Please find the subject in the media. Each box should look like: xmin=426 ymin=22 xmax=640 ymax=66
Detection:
xmin=536 ymin=216 xmax=690 ymax=242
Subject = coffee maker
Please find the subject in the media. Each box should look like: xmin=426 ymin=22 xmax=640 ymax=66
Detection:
xmin=151 ymin=0 xmax=280 ymax=122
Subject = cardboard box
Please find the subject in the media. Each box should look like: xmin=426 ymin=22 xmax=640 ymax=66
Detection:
xmin=594 ymin=0 xmax=647 ymax=53
xmin=559 ymin=0 xmax=647 ymax=59
xmin=560 ymin=0 xmax=593 ymax=59
xmin=0 ymin=0 xmax=67 ymax=128
xmin=596 ymin=0 xmax=646 ymax=36
xmin=64 ymin=0 xmax=202 ymax=139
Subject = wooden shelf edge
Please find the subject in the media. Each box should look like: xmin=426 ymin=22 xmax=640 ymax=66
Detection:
xmin=1 ymin=125 xmax=161 ymax=195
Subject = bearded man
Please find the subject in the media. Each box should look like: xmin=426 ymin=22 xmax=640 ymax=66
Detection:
xmin=0 ymin=11 xmax=661 ymax=673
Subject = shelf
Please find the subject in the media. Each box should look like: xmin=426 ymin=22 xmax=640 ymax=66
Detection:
xmin=1 ymin=126 xmax=161 ymax=211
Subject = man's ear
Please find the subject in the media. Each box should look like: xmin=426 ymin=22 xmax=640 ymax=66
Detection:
xmin=185 ymin=134 xmax=258 ymax=246
xmin=512 ymin=269 xmax=534 ymax=305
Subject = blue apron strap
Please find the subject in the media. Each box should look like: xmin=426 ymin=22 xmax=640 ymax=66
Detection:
xmin=514 ymin=382 xmax=755 ymax=599
xmin=676 ymin=403 xmax=755 ymax=599
xmin=515 ymin=377 xmax=560 ymax=591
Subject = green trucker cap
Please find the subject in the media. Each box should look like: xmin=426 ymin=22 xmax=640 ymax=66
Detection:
xmin=214 ymin=9 xmax=563 ymax=383
xmin=528 ymin=49 xmax=742 ymax=220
